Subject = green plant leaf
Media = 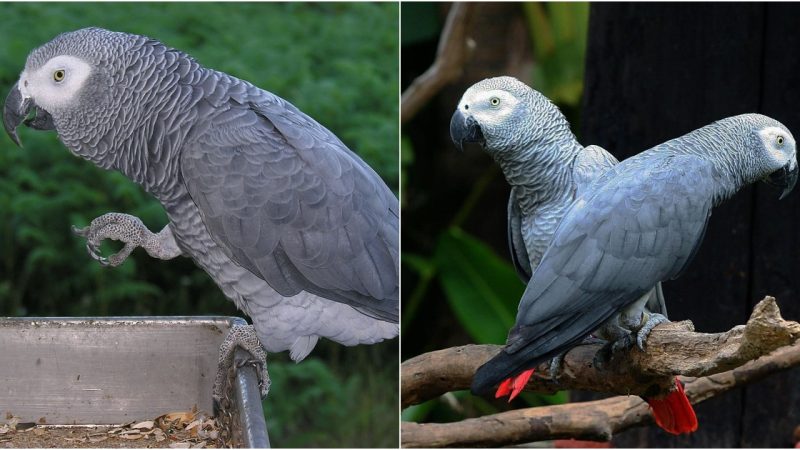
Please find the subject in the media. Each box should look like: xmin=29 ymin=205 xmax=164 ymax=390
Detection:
xmin=434 ymin=227 xmax=525 ymax=344
xmin=523 ymin=2 xmax=589 ymax=107
xmin=401 ymin=252 xmax=435 ymax=277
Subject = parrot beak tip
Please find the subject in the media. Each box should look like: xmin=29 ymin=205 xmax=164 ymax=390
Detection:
xmin=766 ymin=160 xmax=798 ymax=200
xmin=449 ymin=109 xmax=484 ymax=152
xmin=3 ymin=81 xmax=31 ymax=148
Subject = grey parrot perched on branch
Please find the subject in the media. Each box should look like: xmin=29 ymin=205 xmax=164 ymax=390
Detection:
xmin=455 ymin=87 xmax=796 ymax=434
xmin=449 ymin=77 xmax=669 ymax=401
xmin=3 ymin=27 xmax=399 ymax=402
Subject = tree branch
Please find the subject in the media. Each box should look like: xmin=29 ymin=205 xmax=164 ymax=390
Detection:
xmin=402 ymin=297 xmax=800 ymax=408
xmin=401 ymin=297 xmax=800 ymax=447
xmin=400 ymin=3 xmax=475 ymax=124
xmin=402 ymin=342 xmax=800 ymax=447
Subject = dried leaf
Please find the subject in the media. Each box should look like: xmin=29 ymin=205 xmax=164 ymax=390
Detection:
xmin=155 ymin=432 xmax=167 ymax=442
xmin=192 ymin=442 xmax=207 ymax=449
xmin=169 ymin=442 xmax=192 ymax=448
xmin=161 ymin=412 xmax=194 ymax=423
xmin=119 ymin=430 xmax=144 ymax=441
xmin=88 ymin=435 xmax=109 ymax=443
xmin=185 ymin=419 xmax=202 ymax=431
xmin=132 ymin=420 xmax=155 ymax=430
xmin=120 ymin=433 xmax=144 ymax=440
xmin=32 ymin=427 xmax=46 ymax=436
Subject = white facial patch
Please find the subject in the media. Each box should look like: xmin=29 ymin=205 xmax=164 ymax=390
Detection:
xmin=19 ymin=55 xmax=91 ymax=112
xmin=758 ymin=126 xmax=797 ymax=170
xmin=458 ymin=88 xmax=520 ymax=127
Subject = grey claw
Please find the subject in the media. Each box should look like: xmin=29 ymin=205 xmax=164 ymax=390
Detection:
xmin=637 ymin=336 xmax=646 ymax=351
xmin=593 ymin=335 xmax=633 ymax=370
xmin=549 ymin=355 xmax=564 ymax=383
xmin=71 ymin=225 xmax=88 ymax=237
xmin=611 ymin=334 xmax=633 ymax=354
xmin=636 ymin=313 xmax=669 ymax=351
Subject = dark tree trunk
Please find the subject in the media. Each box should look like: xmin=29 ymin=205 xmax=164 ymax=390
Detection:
xmin=581 ymin=3 xmax=800 ymax=447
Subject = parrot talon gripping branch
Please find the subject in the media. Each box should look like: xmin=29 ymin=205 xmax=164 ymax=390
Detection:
xmin=2 ymin=27 xmax=398 ymax=413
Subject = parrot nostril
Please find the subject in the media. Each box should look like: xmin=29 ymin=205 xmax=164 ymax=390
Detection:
xmin=23 ymin=80 xmax=28 ymax=87
xmin=464 ymin=104 xmax=469 ymax=110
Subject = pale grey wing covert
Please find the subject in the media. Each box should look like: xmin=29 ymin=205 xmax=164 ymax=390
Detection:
xmin=507 ymin=145 xmax=619 ymax=285
xmin=473 ymin=154 xmax=716 ymax=390
xmin=575 ymin=144 xmax=667 ymax=317
xmin=573 ymin=144 xmax=618 ymax=196
xmin=507 ymin=187 xmax=532 ymax=283
xmin=180 ymin=85 xmax=399 ymax=323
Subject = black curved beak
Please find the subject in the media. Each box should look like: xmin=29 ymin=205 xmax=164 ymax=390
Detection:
xmin=3 ymin=81 xmax=55 ymax=148
xmin=450 ymin=108 xmax=484 ymax=152
xmin=765 ymin=159 xmax=799 ymax=200
xmin=3 ymin=82 xmax=31 ymax=147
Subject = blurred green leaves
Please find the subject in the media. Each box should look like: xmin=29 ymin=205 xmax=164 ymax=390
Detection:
xmin=524 ymin=2 xmax=590 ymax=108
xmin=435 ymin=227 xmax=523 ymax=345
xmin=264 ymin=347 xmax=398 ymax=448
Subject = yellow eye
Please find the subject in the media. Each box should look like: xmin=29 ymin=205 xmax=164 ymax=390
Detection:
xmin=777 ymin=135 xmax=785 ymax=145
xmin=490 ymin=97 xmax=500 ymax=106
xmin=53 ymin=69 xmax=65 ymax=82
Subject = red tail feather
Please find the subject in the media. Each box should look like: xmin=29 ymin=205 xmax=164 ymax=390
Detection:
xmin=645 ymin=378 xmax=698 ymax=435
xmin=495 ymin=377 xmax=513 ymax=398
xmin=509 ymin=368 xmax=534 ymax=401
xmin=494 ymin=369 xmax=535 ymax=401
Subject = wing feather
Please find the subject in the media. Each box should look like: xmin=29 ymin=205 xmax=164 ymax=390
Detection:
xmin=181 ymin=81 xmax=398 ymax=322
xmin=473 ymin=154 xmax=717 ymax=392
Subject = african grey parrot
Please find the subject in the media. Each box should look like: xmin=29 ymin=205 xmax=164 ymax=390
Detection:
xmin=461 ymin=108 xmax=796 ymax=433
xmin=2 ymin=27 xmax=398 ymax=401
xmin=449 ymin=76 xmax=671 ymax=405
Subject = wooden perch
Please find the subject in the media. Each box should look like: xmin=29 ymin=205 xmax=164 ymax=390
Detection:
xmin=401 ymin=3 xmax=475 ymax=124
xmin=401 ymin=297 xmax=800 ymax=447
xmin=402 ymin=342 xmax=800 ymax=447
xmin=402 ymin=297 xmax=800 ymax=408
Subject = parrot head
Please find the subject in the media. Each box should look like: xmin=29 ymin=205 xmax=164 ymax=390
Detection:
xmin=2 ymin=27 xmax=165 ymax=171
xmin=753 ymin=119 xmax=798 ymax=199
xmin=449 ymin=76 xmax=567 ymax=155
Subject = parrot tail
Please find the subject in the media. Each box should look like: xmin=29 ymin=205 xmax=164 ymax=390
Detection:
xmin=495 ymin=368 xmax=535 ymax=401
xmin=644 ymin=378 xmax=698 ymax=435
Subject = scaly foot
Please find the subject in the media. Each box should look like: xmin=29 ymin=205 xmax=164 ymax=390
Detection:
xmin=636 ymin=312 xmax=669 ymax=350
xmin=593 ymin=333 xmax=634 ymax=370
xmin=213 ymin=324 xmax=270 ymax=405
xmin=72 ymin=212 xmax=182 ymax=266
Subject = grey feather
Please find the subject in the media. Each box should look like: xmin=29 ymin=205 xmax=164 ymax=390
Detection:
xmin=472 ymin=113 xmax=797 ymax=392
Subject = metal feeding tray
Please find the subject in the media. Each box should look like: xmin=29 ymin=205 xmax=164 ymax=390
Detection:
xmin=0 ymin=316 xmax=269 ymax=447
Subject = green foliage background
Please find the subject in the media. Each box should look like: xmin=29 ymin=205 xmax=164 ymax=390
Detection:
xmin=0 ymin=2 xmax=398 ymax=448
